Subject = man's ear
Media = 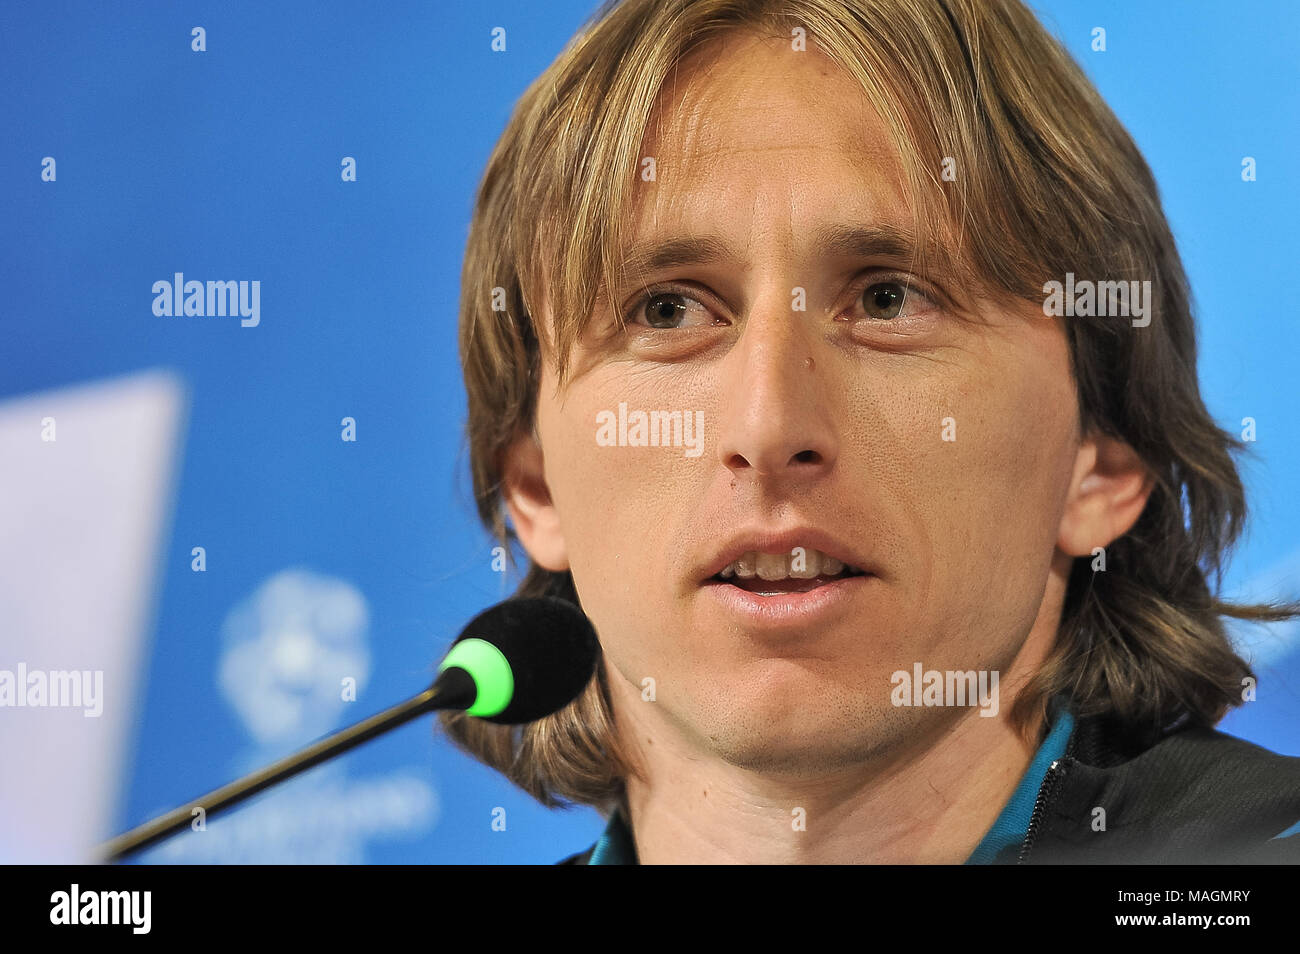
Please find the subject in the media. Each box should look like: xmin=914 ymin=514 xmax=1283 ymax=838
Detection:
xmin=1057 ymin=430 xmax=1155 ymax=557
xmin=501 ymin=429 xmax=570 ymax=572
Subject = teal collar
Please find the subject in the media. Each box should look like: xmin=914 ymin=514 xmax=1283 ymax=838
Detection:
xmin=963 ymin=705 xmax=1074 ymax=863
xmin=586 ymin=705 xmax=1074 ymax=864
xmin=588 ymin=804 xmax=638 ymax=865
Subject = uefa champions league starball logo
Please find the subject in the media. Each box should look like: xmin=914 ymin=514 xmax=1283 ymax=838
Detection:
xmin=148 ymin=569 xmax=437 ymax=863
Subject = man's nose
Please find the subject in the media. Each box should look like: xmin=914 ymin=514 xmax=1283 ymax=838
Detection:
xmin=715 ymin=292 xmax=837 ymax=482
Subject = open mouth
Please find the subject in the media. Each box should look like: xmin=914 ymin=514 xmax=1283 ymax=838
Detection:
xmin=707 ymin=564 xmax=869 ymax=596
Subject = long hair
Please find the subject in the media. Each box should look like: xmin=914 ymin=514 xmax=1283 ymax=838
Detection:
xmin=443 ymin=0 xmax=1296 ymax=811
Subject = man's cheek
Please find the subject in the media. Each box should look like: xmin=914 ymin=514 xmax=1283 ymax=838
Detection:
xmin=932 ymin=433 xmax=1067 ymax=634
xmin=895 ymin=419 xmax=1046 ymax=598
xmin=558 ymin=441 xmax=676 ymax=585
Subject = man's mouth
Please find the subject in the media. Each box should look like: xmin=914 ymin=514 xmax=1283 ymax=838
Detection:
xmin=707 ymin=548 xmax=869 ymax=596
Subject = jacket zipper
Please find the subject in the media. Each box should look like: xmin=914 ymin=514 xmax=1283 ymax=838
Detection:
xmin=1018 ymin=757 xmax=1069 ymax=864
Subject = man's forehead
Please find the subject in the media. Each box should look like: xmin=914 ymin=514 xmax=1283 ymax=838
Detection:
xmin=623 ymin=151 xmax=913 ymax=256
xmin=626 ymin=37 xmax=914 ymax=272
xmin=641 ymin=31 xmax=902 ymax=170
xmin=623 ymin=133 xmax=917 ymax=282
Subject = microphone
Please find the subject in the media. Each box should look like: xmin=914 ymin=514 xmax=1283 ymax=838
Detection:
xmin=98 ymin=596 xmax=598 ymax=862
xmin=441 ymin=596 xmax=601 ymax=723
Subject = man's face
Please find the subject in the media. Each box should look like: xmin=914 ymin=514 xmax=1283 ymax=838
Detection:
xmin=526 ymin=31 xmax=1081 ymax=772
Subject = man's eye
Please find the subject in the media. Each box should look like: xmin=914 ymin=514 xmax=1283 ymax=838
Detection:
xmin=861 ymin=281 xmax=913 ymax=320
xmin=627 ymin=291 xmax=713 ymax=329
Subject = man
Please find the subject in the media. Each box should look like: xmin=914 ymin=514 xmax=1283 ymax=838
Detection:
xmin=443 ymin=0 xmax=1300 ymax=863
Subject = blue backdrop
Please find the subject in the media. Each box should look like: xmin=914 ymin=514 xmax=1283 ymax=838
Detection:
xmin=3 ymin=0 xmax=1297 ymax=863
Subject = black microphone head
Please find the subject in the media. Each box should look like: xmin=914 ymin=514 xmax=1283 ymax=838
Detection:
xmin=447 ymin=596 xmax=599 ymax=724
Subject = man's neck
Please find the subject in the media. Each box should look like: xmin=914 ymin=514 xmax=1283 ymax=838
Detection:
xmin=617 ymin=697 xmax=1045 ymax=864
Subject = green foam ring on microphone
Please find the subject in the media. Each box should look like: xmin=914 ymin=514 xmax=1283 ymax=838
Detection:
xmin=438 ymin=638 xmax=514 ymax=717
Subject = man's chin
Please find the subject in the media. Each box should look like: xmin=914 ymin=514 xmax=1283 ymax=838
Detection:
xmin=683 ymin=690 xmax=902 ymax=778
xmin=704 ymin=724 xmax=894 ymax=778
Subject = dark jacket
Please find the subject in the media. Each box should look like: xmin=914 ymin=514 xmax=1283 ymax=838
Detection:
xmin=559 ymin=712 xmax=1300 ymax=864
xmin=1020 ymin=711 xmax=1300 ymax=863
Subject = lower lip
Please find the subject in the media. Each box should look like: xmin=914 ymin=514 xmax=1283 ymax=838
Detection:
xmin=701 ymin=575 xmax=872 ymax=628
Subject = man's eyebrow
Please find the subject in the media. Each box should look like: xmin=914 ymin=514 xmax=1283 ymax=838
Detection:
xmin=618 ymin=235 xmax=736 ymax=283
xmin=616 ymin=223 xmax=948 ymax=288
xmin=813 ymin=223 xmax=922 ymax=262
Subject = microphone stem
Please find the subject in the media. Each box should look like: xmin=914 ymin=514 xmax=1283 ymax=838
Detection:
xmin=100 ymin=681 xmax=457 ymax=863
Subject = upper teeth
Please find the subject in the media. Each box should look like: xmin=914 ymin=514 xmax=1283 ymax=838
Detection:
xmin=719 ymin=548 xmax=856 ymax=581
